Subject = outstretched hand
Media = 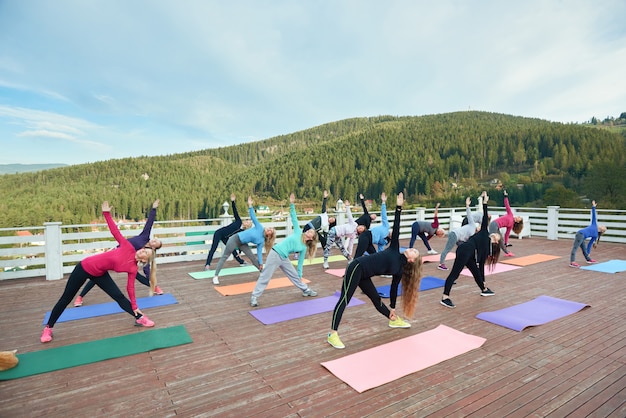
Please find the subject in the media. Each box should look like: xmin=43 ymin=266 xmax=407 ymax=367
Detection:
xmin=592 ymin=200 xmax=596 ymax=207
xmin=466 ymin=197 xmax=471 ymax=206
xmin=290 ymin=193 xmax=295 ymax=204
xmin=396 ymin=192 xmax=404 ymax=207
xmin=152 ymin=199 xmax=160 ymax=209
xmin=230 ymin=193 xmax=236 ymax=202
xmin=102 ymin=201 xmax=111 ymax=212
xmin=248 ymin=196 xmax=254 ymax=207
xmin=323 ymin=190 xmax=329 ymax=198
xmin=381 ymin=192 xmax=387 ymax=202
xmin=503 ymin=189 xmax=508 ymax=197
xmin=359 ymin=193 xmax=364 ymax=200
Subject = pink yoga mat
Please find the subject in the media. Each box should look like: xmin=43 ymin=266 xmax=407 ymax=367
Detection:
xmin=321 ymin=324 xmax=486 ymax=392
xmin=460 ymin=262 xmax=521 ymax=277
xmin=325 ymin=268 xmax=345 ymax=277
xmin=421 ymin=253 xmax=455 ymax=263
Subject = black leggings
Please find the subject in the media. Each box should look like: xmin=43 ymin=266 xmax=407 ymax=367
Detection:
xmin=330 ymin=261 xmax=391 ymax=331
xmin=205 ymin=224 xmax=245 ymax=266
xmin=47 ymin=262 xmax=138 ymax=328
xmin=443 ymin=244 xmax=485 ymax=295
xmin=79 ymin=271 xmax=149 ymax=297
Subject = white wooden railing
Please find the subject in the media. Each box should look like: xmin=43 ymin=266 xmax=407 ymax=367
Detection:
xmin=1 ymin=205 xmax=624 ymax=281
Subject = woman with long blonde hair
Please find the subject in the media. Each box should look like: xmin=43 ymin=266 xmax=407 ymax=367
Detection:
xmin=41 ymin=201 xmax=156 ymax=343
xmin=327 ymin=192 xmax=422 ymax=350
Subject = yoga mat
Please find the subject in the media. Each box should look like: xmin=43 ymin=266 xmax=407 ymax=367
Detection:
xmin=214 ymin=277 xmax=311 ymax=296
xmin=421 ymin=253 xmax=455 ymax=263
xmin=501 ymin=253 xmax=561 ymax=266
xmin=0 ymin=325 xmax=192 ymax=380
xmin=292 ymin=254 xmax=344 ymax=266
xmin=189 ymin=265 xmax=259 ymax=279
xmin=580 ymin=259 xmax=626 ymax=274
xmin=321 ymin=324 xmax=486 ymax=393
xmin=249 ymin=291 xmax=365 ymax=324
xmin=476 ymin=295 xmax=590 ymax=332
xmin=460 ymin=263 xmax=521 ymax=277
xmin=325 ymin=268 xmax=345 ymax=278
xmin=42 ymin=293 xmax=178 ymax=325
xmin=376 ymin=276 xmax=445 ymax=297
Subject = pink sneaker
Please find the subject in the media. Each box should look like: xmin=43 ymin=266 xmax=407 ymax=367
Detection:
xmin=504 ymin=252 xmax=515 ymax=257
xmin=40 ymin=326 xmax=53 ymax=343
xmin=586 ymin=259 xmax=597 ymax=264
xmin=74 ymin=296 xmax=83 ymax=307
xmin=154 ymin=286 xmax=164 ymax=295
xmin=569 ymin=262 xmax=580 ymax=268
xmin=135 ymin=315 xmax=155 ymax=327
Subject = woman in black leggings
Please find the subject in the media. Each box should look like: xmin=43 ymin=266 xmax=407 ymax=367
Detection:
xmin=327 ymin=192 xmax=422 ymax=349
xmin=204 ymin=194 xmax=249 ymax=270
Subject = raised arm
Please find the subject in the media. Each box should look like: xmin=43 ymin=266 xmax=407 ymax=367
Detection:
xmin=389 ymin=193 xmax=403 ymax=251
xmin=289 ymin=193 xmax=299 ymax=230
xmin=503 ymin=190 xmax=513 ymax=215
xmin=481 ymin=191 xmax=490 ymax=231
xmin=321 ymin=190 xmax=328 ymax=214
xmin=231 ymin=194 xmax=241 ymax=221
xmin=102 ymin=201 xmax=125 ymax=244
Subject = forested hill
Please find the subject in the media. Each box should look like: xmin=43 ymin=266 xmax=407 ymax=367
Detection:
xmin=1 ymin=111 xmax=625 ymax=228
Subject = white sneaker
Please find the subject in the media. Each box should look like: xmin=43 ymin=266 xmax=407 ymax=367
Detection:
xmin=323 ymin=261 xmax=329 ymax=269
xmin=250 ymin=296 xmax=258 ymax=307
xmin=427 ymin=249 xmax=438 ymax=255
xmin=212 ymin=276 xmax=220 ymax=285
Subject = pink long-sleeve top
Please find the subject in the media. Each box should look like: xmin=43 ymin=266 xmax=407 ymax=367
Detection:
xmin=494 ymin=196 xmax=514 ymax=244
xmin=81 ymin=211 xmax=139 ymax=310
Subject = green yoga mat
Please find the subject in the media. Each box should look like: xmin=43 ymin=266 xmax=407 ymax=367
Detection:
xmin=0 ymin=325 xmax=192 ymax=380
xmin=291 ymin=254 xmax=345 ymax=266
xmin=189 ymin=264 xmax=259 ymax=279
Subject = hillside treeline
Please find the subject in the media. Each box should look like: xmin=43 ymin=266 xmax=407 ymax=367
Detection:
xmin=1 ymin=111 xmax=625 ymax=228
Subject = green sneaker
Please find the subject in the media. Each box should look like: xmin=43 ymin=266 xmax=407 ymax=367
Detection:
xmin=389 ymin=317 xmax=411 ymax=328
xmin=327 ymin=332 xmax=345 ymax=349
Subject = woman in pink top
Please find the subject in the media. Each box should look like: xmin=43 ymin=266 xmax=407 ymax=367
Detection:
xmin=487 ymin=189 xmax=523 ymax=256
xmin=40 ymin=201 xmax=156 ymax=343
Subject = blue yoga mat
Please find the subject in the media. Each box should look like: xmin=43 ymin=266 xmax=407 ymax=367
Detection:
xmin=42 ymin=293 xmax=178 ymax=324
xmin=377 ymin=276 xmax=445 ymax=298
xmin=249 ymin=291 xmax=365 ymax=324
xmin=580 ymin=259 xmax=626 ymax=274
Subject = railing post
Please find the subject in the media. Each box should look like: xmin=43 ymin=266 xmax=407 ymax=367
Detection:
xmin=416 ymin=207 xmax=425 ymax=221
xmin=547 ymin=206 xmax=560 ymax=240
xmin=44 ymin=222 xmax=63 ymax=280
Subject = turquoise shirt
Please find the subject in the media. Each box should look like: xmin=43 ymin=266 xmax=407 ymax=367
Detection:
xmin=273 ymin=203 xmax=306 ymax=277
xmin=237 ymin=206 xmax=266 ymax=266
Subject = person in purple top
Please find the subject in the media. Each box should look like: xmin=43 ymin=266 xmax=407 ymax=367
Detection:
xmin=569 ymin=200 xmax=607 ymax=268
xmin=74 ymin=199 xmax=163 ymax=307
xmin=204 ymin=193 xmax=249 ymax=270
xmin=212 ymin=196 xmax=276 ymax=285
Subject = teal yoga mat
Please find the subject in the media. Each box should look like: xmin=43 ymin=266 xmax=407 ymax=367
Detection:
xmin=42 ymin=293 xmax=178 ymax=324
xmin=189 ymin=265 xmax=259 ymax=279
xmin=0 ymin=325 xmax=193 ymax=380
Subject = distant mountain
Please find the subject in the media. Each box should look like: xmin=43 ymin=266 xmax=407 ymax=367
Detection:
xmin=0 ymin=163 xmax=68 ymax=175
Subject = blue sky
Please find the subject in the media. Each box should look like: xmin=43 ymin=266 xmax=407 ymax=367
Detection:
xmin=1 ymin=0 xmax=625 ymax=166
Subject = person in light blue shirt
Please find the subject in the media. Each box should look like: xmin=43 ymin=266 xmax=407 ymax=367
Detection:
xmin=212 ymin=196 xmax=276 ymax=285
xmin=569 ymin=200 xmax=607 ymax=268
xmin=250 ymin=193 xmax=319 ymax=307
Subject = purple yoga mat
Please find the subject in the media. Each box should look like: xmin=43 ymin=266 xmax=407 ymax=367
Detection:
xmin=476 ymin=295 xmax=590 ymax=331
xmin=249 ymin=291 xmax=365 ymax=324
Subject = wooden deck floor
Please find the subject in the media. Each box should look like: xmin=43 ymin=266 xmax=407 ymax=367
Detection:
xmin=1 ymin=237 xmax=625 ymax=417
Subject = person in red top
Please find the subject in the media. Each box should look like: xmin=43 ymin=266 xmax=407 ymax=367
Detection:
xmin=40 ymin=201 xmax=156 ymax=343
xmin=487 ymin=189 xmax=523 ymax=257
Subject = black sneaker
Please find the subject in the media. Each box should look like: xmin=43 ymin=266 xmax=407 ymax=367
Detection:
xmin=481 ymin=288 xmax=495 ymax=296
xmin=440 ymin=298 xmax=456 ymax=308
